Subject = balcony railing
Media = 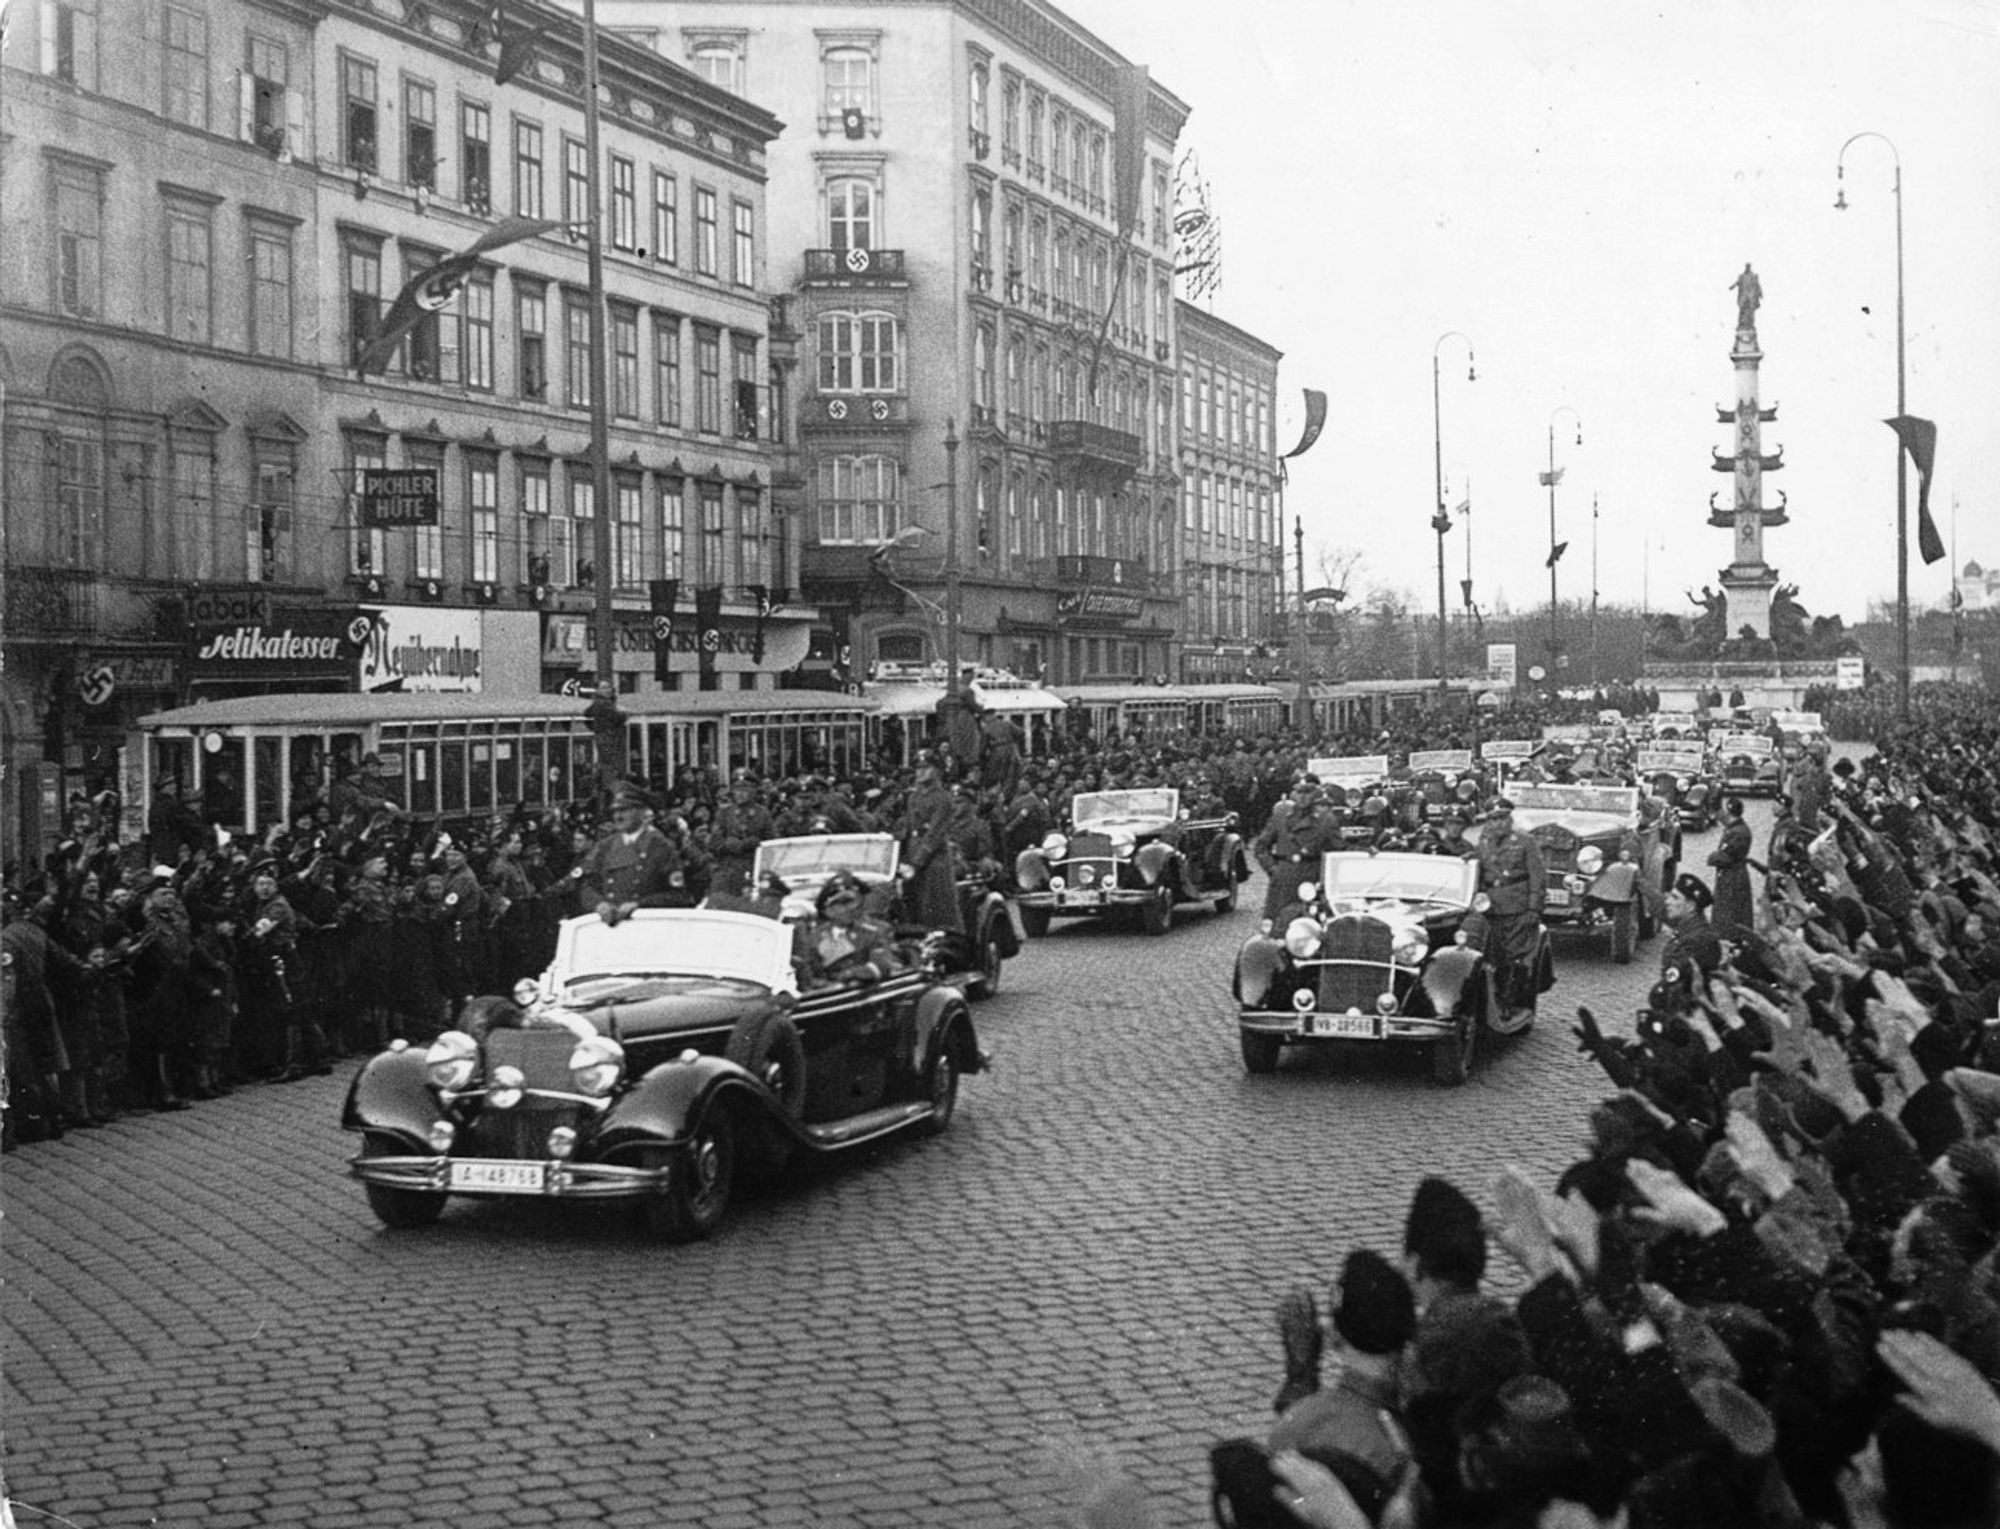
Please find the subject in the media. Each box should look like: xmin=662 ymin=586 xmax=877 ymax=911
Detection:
xmin=5 ymin=565 xmax=103 ymax=639
xmin=803 ymin=247 xmax=907 ymax=283
xmin=1048 ymin=419 xmax=1142 ymax=473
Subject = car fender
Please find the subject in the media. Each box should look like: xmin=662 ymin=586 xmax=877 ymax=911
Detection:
xmin=1133 ymin=841 xmax=1175 ymax=887
xmin=1014 ymin=847 xmax=1050 ymax=891
xmin=342 ymin=1046 xmax=442 ymax=1147
xmin=595 ymin=1052 xmax=782 ymax=1154
xmin=913 ymin=983 xmax=983 ymax=1077
xmin=972 ymin=890 xmax=1021 ymax=959
xmin=1590 ymin=862 xmax=1640 ymax=903
xmin=1421 ymin=943 xmax=1485 ymax=1015
xmin=1235 ymin=932 xmax=1290 ymax=1006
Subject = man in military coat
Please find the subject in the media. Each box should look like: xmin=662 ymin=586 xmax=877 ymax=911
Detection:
xmin=577 ymin=784 xmax=697 ymax=923
xmin=1472 ymin=798 xmax=1547 ymax=1022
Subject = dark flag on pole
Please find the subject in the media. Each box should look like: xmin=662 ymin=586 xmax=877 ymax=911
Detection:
xmin=1546 ymin=541 xmax=1569 ymax=568
xmin=355 ymin=217 xmax=558 ymax=376
xmin=1280 ymin=389 xmax=1328 ymax=459
xmin=1538 ymin=467 xmax=1566 ymax=487
xmin=1460 ymin=578 xmax=1475 ymax=610
xmin=648 ymin=578 xmax=679 ymax=683
xmin=746 ymin=584 xmax=773 ymax=664
xmin=490 ymin=2 xmax=555 ymax=87
xmin=1885 ymin=415 xmax=1944 ymax=565
xmin=694 ymin=585 xmax=723 ymax=686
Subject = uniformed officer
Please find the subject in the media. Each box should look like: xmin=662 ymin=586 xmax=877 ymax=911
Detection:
xmin=576 ymin=783 xmax=696 ymax=923
xmin=1254 ymin=777 xmax=1335 ymax=918
xmin=1660 ymin=872 xmax=1724 ymax=992
xmin=897 ymin=751 xmax=963 ymax=934
xmin=706 ymin=773 xmax=775 ymax=900
xmin=1473 ymin=798 xmax=1547 ymax=1022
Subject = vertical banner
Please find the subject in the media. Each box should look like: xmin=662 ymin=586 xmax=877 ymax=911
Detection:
xmin=694 ymin=585 xmax=723 ymax=685
xmin=746 ymin=583 xmax=771 ymax=665
xmin=649 ymin=578 xmax=679 ymax=682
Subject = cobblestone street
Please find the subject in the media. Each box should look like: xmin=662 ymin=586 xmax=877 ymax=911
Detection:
xmin=3 ymin=825 xmax=1731 ymax=1528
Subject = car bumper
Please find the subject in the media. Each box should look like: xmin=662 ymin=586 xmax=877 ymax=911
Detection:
xmin=1239 ymin=1009 xmax=1459 ymax=1045
xmin=350 ymin=1151 xmax=671 ymax=1200
xmin=1017 ymin=887 xmax=1151 ymax=914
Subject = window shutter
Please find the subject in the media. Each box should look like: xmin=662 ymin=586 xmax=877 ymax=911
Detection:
xmin=285 ymin=86 xmax=306 ymax=161
xmin=238 ymin=69 xmax=256 ymax=142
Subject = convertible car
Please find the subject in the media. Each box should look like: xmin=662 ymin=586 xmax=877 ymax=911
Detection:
xmin=751 ymin=832 xmax=1020 ymax=998
xmin=1716 ymin=732 xmax=1782 ymax=798
xmin=1014 ymin=787 xmax=1248 ymax=936
xmin=343 ymin=909 xmax=984 ymax=1241
xmin=1484 ymin=783 xmax=1677 ymax=963
xmin=1234 ymin=851 xmax=1533 ymax=1084
xmin=1637 ymin=745 xmax=1719 ymax=833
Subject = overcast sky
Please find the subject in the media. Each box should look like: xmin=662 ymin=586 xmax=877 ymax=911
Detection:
xmin=1065 ymin=0 xmax=2000 ymax=623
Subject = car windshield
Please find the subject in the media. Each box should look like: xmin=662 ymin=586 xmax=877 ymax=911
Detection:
xmin=1511 ymin=784 xmax=1639 ymax=817
xmin=1073 ymin=789 xmax=1178 ymax=827
xmin=1408 ymin=750 xmax=1474 ymax=774
xmin=1319 ymin=853 xmax=1476 ymax=907
xmin=755 ymin=834 xmax=899 ymax=887
xmin=559 ymin=911 xmax=791 ymax=989
xmin=1720 ymin=735 xmax=1773 ymax=755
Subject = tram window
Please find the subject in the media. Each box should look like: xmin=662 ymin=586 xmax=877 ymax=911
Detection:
xmin=440 ymin=730 xmax=468 ymax=814
xmin=151 ymin=739 xmax=193 ymax=801
xmin=521 ymin=734 xmax=546 ymax=805
xmin=408 ymin=741 xmax=438 ymax=816
xmin=547 ymin=734 xmax=571 ymax=802
xmin=574 ymin=734 xmax=596 ymax=797
xmin=201 ymin=737 xmax=247 ymax=830
xmin=373 ymin=745 xmax=409 ymax=808
xmin=254 ymin=737 xmax=285 ymax=830
xmin=494 ymin=734 xmax=519 ymax=806
xmin=469 ymin=731 xmax=494 ymax=812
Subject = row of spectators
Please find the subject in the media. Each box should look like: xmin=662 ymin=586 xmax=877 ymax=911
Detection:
xmin=1072 ymin=683 xmax=2000 ymax=1528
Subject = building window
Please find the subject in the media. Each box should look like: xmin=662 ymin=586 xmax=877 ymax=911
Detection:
xmin=814 ymin=454 xmax=900 ymax=544
xmin=698 ymin=481 xmax=724 ymax=582
xmin=967 ymin=58 xmax=989 ymax=158
xmin=1151 ymin=163 xmax=1170 ymax=246
xmin=513 ymin=118 xmax=544 ymax=218
xmin=733 ymin=336 xmax=760 ymax=440
xmin=1006 ymin=471 xmax=1024 ymax=559
xmin=522 ymin=460 xmax=553 ymax=588
xmin=1049 ymin=105 xmax=1067 ymax=191
xmin=1051 ymin=229 xmax=1069 ymax=308
xmin=615 ymin=477 xmax=644 ymax=589
xmin=731 ymin=199 xmax=755 ymax=287
xmin=693 ymin=186 xmax=718 ymax=275
xmin=687 ymin=38 xmax=743 ymax=92
xmin=517 ymin=281 xmax=547 ymax=399
xmin=251 ymin=449 xmax=295 ymax=585
xmin=611 ymin=305 xmax=639 ymax=418
xmin=164 ymin=199 xmax=213 ymax=345
xmin=242 ymin=33 xmax=293 ymax=156
xmin=1030 ymin=344 xmax=1049 ymax=423
xmin=654 ymin=312 xmax=682 ymax=426
xmin=816 ymin=311 xmax=900 ymax=393
xmin=826 ymin=175 xmax=874 ymax=251
xmin=609 ymin=155 xmax=637 ymax=250
xmin=436 ymin=454 xmax=489 ymax=589
xmin=463 ymin=275 xmax=494 ymax=390
xmin=562 ymin=138 xmax=589 ymax=235
xmin=247 ymin=220 xmax=293 ymax=360
xmin=171 ymin=433 xmax=219 ymax=579
xmin=43 ymin=0 xmax=98 ymax=86
xmin=165 ymin=5 xmax=207 ymax=127
xmin=1072 ymin=120 xmax=1089 ymax=203
xmin=341 ymin=55 xmax=378 ymax=172
xmin=695 ymin=326 xmax=721 ymax=433
xmin=972 ymin=323 xmax=995 ymax=416
xmin=735 ymin=487 xmax=762 ymax=587
xmin=1028 ymin=214 xmax=1047 ymax=300
xmin=822 ymin=45 xmax=873 ymax=124
xmin=346 ymin=435 xmax=387 ymax=576
xmin=1087 ymin=131 xmax=1107 ymax=210
xmin=651 ymin=171 xmax=678 ymax=264
xmin=566 ymin=473 xmax=596 ymax=587
xmin=564 ymin=291 xmax=593 ymax=407
xmin=1005 ymin=335 xmax=1025 ymax=417
xmin=1001 ymin=75 xmax=1021 ymax=166
xmin=406 ymin=446 xmax=444 ymax=578
xmin=1003 ymin=203 xmax=1023 ymax=299
xmin=52 ymin=161 xmax=103 ymax=319
xmin=343 ymin=238 xmax=381 ymax=370
xmin=461 ymin=101 xmax=491 ymax=210
xmin=660 ymin=477 xmax=685 ymax=575
xmin=969 ymin=186 xmax=991 ymax=283
xmin=404 ymin=77 xmax=436 ymax=188
xmin=1032 ymin=475 xmax=1051 ymax=559
xmin=1026 ymin=88 xmax=1045 ymax=178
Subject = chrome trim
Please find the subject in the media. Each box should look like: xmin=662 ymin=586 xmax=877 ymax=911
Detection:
xmin=348 ymin=1152 xmax=670 ymax=1198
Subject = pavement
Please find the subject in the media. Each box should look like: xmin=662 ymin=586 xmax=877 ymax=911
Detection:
xmin=1 ymin=816 xmax=1745 ymax=1528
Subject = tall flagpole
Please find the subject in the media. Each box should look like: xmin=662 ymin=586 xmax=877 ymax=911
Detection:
xmin=582 ymin=0 xmax=614 ymax=700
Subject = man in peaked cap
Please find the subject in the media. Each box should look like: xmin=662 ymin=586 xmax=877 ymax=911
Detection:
xmin=1473 ymin=798 xmax=1547 ymax=1025
xmin=1660 ymin=872 xmax=1724 ymax=988
xmin=576 ymin=782 xmax=694 ymax=924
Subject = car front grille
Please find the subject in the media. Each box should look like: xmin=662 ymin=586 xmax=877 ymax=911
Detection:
xmin=1319 ymin=915 xmax=1392 ymax=1012
xmin=1067 ymin=832 xmax=1113 ymax=860
xmin=484 ymin=1027 xmax=578 ymax=1092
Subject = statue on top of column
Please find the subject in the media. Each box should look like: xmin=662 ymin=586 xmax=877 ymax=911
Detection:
xmin=1731 ymin=263 xmax=1763 ymax=334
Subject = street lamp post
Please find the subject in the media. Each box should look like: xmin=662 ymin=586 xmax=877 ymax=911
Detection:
xmin=943 ymin=417 xmax=962 ymax=696
xmin=1835 ymin=132 xmax=1907 ymax=719
xmin=1546 ymin=406 xmax=1583 ymax=695
xmin=1432 ymin=333 xmax=1475 ymax=701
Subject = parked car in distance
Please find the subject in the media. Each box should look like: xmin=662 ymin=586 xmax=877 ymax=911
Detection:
xmin=1014 ymin=787 xmax=1248 ymax=937
xmin=1638 ymin=745 xmax=1719 ymax=833
xmin=751 ymin=832 xmax=1019 ymax=997
xmin=1480 ymin=783 xmax=1676 ymax=963
xmin=1234 ymin=851 xmax=1527 ymax=1084
xmin=344 ymin=909 xmax=982 ymax=1241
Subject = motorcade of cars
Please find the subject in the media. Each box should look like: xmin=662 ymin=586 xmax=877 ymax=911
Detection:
xmin=1477 ymin=782 xmax=1676 ymax=963
xmin=751 ymin=833 xmax=1019 ymax=998
xmin=1308 ymin=756 xmax=1394 ymax=845
xmin=1478 ymin=740 xmax=1538 ymax=790
xmin=1716 ymin=732 xmax=1783 ymax=798
xmin=1013 ymin=786 xmax=1248 ymax=937
xmin=1637 ymin=744 xmax=1719 ymax=832
xmin=1233 ymin=850 xmax=1539 ymax=1084
xmin=343 ymin=908 xmax=983 ymax=1241
xmin=1771 ymin=710 xmax=1828 ymax=765
xmin=1650 ymin=709 xmax=1703 ymax=743
xmin=1403 ymin=749 xmax=1480 ymax=827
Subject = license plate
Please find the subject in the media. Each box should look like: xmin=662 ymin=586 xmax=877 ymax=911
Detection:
xmin=1546 ymin=888 xmax=1571 ymax=907
xmin=449 ymin=1160 xmax=546 ymax=1193
xmin=1057 ymin=889 xmax=1103 ymax=907
xmin=1308 ymin=1013 xmax=1379 ymax=1039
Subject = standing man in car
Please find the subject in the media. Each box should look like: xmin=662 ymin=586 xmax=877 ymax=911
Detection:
xmin=577 ymin=784 xmax=693 ymax=923
xmin=1473 ymin=798 xmax=1547 ymax=1024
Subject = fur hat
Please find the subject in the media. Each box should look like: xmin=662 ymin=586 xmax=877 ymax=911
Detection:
xmin=1331 ymin=1249 xmax=1416 ymax=1356
xmin=1403 ymin=1176 xmax=1486 ymax=1287
xmin=1673 ymin=872 xmax=1714 ymax=911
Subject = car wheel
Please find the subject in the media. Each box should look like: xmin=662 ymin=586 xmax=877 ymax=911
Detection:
xmin=724 ymin=1012 xmax=806 ymax=1118
xmin=1610 ymin=902 xmax=1636 ymax=965
xmin=360 ymin=1133 xmax=445 ymax=1230
xmin=974 ymin=921 xmax=1004 ymax=997
xmin=918 ymin=1040 xmax=960 ymax=1135
xmin=1141 ymin=887 xmax=1174 ymax=936
xmin=1214 ymin=876 xmax=1239 ymax=914
xmin=1240 ymin=1030 xmax=1282 ymax=1074
xmin=641 ymin=1110 xmax=737 ymax=1243
xmin=1019 ymin=904 xmax=1051 ymax=939
xmin=1431 ymin=1014 xmax=1475 ymax=1086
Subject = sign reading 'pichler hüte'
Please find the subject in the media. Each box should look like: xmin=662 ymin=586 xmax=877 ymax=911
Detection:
xmin=360 ymin=468 xmax=441 ymax=528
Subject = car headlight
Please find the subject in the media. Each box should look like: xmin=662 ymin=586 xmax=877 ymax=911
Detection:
xmin=1576 ymin=846 xmax=1605 ymax=875
xmin=568 ymin=1034 xmax=625 ymax=1097
xmin=1472 ymin=891 xmax=1492 ymax=913
xmin=1041 ymin=831 xmax=1069 ymax=859
xmin=425 ymin=1030 xmax=479 ymax=1092
xmin=1392 ymin=930 xmax=1428 ymax=965
xmin=486 ymin=1064 xmax=526 ymax=1110
xmin=1296 ymin=881 xmax=1317 ymax=905
xmin=1078 ymin=866 xmax=1096 ymax=886
xmin=1111 ymin=834 xmax=1135 ymax=859
xmin=511 ymin=977 xmax=542 ymax=1007
xmin=1676 ymin=776 xmax=1690 ymax=792
xmin=1284 ymin=916 xmax=1323 ymax=959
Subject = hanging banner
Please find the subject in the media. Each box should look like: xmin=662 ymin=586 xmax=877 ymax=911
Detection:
xmin=649 ymin=578 xmax=679 ymax=683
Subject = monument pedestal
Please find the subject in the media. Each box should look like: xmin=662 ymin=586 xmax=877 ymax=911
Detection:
xmin=1722 ymin=564 xmax=1778 ymax=641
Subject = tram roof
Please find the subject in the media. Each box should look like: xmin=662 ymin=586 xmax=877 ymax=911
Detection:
xmin=1049 ymin=684 xmax=1198 ymax=704
xmin=1172 ymin=683 xmax=1288 ymax=702
xmin=138 ymin=688 xmax=878 ymax=730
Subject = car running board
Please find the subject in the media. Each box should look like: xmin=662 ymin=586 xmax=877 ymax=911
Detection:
xmin=804 ymin=1101 xmax=933 ymax=1147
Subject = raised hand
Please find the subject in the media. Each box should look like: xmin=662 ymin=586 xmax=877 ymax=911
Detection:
xmin=1801 ymin=1030 xmax=1870 ymax=1123
xmin=1725 ymin=1110 xmax=1795 ymax=1201
xmin=1492 ymin=1165 xmax=1565 ymax=1282
xmin=1877 ymin=1329 xmax=2000 ymax=1453
xmin=1625 ymin=1158 xmax=1727 ymax=1238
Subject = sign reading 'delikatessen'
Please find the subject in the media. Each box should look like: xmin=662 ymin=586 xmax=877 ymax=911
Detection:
xmin=360 ymin=469 xmax=441 ymax=528
xmin=189 ymin=607 xmax=362 ymax=678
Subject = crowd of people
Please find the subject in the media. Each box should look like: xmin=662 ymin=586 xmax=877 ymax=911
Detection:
xmin=1072 ymin=683 xmax=2000 ymax=1529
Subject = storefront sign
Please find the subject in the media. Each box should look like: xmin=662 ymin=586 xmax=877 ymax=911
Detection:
xmin=1056 ymin=590 xmax=1144 ymax=623
xmin=189 ymin=607 xmax=361 ymax=680
xmin=187 ymin=588 xmax=271 ymax=627
xmin=358 ymin=604 xmax=483 ymax=693
xmin=542 ymin=612 xmax=807 ymax=672
xmin=360 ymin=469 xmax=441 ymax=528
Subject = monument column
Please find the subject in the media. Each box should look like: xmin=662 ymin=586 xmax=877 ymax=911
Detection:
xmin=1708 ymin=263 xmax=1783 ymax=639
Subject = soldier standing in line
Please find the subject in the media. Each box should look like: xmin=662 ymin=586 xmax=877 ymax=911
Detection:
xmin=705 ymin=773 xmax=774 ymax=901
xmin=897 ymin=752 xmax=963 ymax=935
xmin=1471 ymin=798 xmax=1547 ymax=1024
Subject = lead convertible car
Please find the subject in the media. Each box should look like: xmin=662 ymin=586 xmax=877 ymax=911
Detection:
xmin=344 ymin=909 xmax=983 ymax=1240
xmin=1013 ymin=787 xmax=1248 ymax=936
xmin=1234 ymin=851 xmax=1533 ymax=1084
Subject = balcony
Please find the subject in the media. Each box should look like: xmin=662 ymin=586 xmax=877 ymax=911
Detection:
xmin=1048 ymin=419 xmax=1142 ymax=479
xmin=1055 ymin=554 xmax=1148 ymax=589
xmin=5 ymin=565 xmax=104 ymax=639
xmin=803 ymin=247 xmax=908 ymax=284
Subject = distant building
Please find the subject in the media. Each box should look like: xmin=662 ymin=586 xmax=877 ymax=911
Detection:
xmin=1954 ymin=559 xmax=2000 ymax=612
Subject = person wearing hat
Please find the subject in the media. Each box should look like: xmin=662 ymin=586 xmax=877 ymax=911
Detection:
xmin=576 ymin=783 xmax=695 ymax=924
xmin=2 ymin=880 xmax=79 ymax=1144
xmin=793 ymin=871 xmax=902 ymax=988
xmin=1706 ymin=795 xmax=1756 ymax=945
xmin=1255 ymin=777 xmax=1339 ymax=919
xmin=704 ymin=772 xmax=773 ymax=901
xmin=1473 ymin=798 xmax=1547 ymax=1025
xmin=1661 ymin=873 xmax=1724 ymax=988
xmin=896 ymin=752 xmax=964 ymax=935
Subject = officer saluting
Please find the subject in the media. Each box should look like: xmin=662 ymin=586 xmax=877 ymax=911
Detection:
xmin=575 ymin=783 xmax=696 ymax=923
